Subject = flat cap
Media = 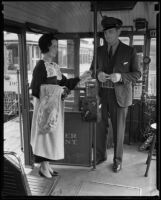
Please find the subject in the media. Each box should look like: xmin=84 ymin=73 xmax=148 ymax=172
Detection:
xmin=101 ymin=16 xmax=123 ymax=31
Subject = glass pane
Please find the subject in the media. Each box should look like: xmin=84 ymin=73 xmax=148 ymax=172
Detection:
xmin=4 ymin=31 xmax=24 ymax=162
xmin=148 ymin=38 xmax=156 ymax=96
xmin=133 ymin=35 xmax=144 ymax=81
xmin=119 ymin=37 xmax=130 ymax=45
xmin=26 ymin=32 xmax=42 ymax=82
xmin=79 ymin=38 xmax=94 ymax=76
xmin=58 ymin=40 xmax=74 ymax=69
xmin=132 ymin=35 xmax=144 ymax=99
xmin=133 ymin=35 xmax=144 ymax=45
xmin=4 ymin=31 xmax=20 ymax=105
xmin=79 ymin=38 xmax=94 ymax=89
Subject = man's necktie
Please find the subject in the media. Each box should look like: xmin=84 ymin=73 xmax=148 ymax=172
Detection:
xmin=108 ymin=46 xmax=113 ymax=61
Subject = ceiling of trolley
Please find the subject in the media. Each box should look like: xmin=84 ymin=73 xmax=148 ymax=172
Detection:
xmin=3 ymin=1 xmax=158 ymax=33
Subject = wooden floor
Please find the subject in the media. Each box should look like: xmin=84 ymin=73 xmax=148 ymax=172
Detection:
xmin=3 ymin=117 xmax=159 ymax=196
xmin=27 ymin=174 xmax=60 ymax=196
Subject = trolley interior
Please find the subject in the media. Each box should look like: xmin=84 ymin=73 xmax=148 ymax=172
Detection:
xmin=2 ymin=1 xmax=159 ymax=196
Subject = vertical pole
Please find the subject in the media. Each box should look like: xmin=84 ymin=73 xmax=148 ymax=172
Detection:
xmin=19 ymin=29 xmax=32 ymax=166
xmin=92 ymin=1 xmax=98 ymax=170
xmin=74 ymin=38 xmax=80 ymax=109
xmin=156 ymin=11 xmax=160 ymax=191
xmin=93 ymin=1 xmax=97 ymax=79
xmin=17 ymin=69 xmax=24 ymax=151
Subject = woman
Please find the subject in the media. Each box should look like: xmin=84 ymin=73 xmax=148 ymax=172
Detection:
xmin=30 ymin=33 xmax=91 ymax=178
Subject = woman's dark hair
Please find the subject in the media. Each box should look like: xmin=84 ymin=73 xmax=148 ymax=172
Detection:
xmin=38 ymin=33 xmax=57 ymax=54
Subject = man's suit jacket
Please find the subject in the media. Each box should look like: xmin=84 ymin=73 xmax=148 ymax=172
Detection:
xmin=91 ymin=41 xmax=142 ymax=107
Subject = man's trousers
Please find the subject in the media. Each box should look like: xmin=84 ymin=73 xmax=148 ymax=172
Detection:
xmin=96 ymin=88 xmax=128 ymax=164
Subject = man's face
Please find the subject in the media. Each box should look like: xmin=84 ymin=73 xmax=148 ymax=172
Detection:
xmin=104 ymin=28 xmax=120 ymax=45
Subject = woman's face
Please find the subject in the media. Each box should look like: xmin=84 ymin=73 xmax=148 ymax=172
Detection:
xmin=48 ymin=39 xmax=58 ymax=58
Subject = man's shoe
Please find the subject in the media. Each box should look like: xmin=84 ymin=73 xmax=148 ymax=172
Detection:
xmin=113 ymin=163 xmax=122 ymax=172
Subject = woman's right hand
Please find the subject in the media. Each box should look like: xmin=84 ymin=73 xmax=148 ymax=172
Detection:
xmin=61 ymin=86 xmax=70 ymax=100
xmin=79 ymin=70 xmax=92 ymax=84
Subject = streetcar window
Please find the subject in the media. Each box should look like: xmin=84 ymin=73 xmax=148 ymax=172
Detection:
xmin=133 ymin=35 xmax=144 ymax=45
xmin=57 ymin=40 xmax=77 ymax=109
xmin=4 ymin=31 xmax=21 ymax=121
xmin=119 ymin=37 xmax=130 ymax=45
xmin=79 ymin=38 xmax=94 ymax=76
xmin=79 ymin=38 xmax=94 ymax=88
xmin=132 ymin=35 xmax=144 ymax=99
xmin=133 ymin=35 xmax=144 ymax=81
xmin=26 ymin=32 xmax=42 ymax=84
xmin=148 ymin=38 xmax=156 ymax=97
xmin=58 ymin=40 xmax=75 ymax=69
xmin=4 ymin=32 xmax=19 ymax=73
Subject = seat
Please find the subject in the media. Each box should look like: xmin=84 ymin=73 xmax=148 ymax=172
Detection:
xmin=144 ymin=123 xmax=156 ymax=177
xmin=2 ymin=151 xmax=31 ymax=196
xmin=2 ymin=151 xmax=59 ymax=196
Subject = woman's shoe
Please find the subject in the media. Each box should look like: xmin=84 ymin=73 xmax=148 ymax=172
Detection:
xmin=39 ymin=167 xmax=52 ymax=178
xmin=50 ymin=170 xmax=59 ymax=176
xmin=47 ymin=162 xmax=59 ymax=176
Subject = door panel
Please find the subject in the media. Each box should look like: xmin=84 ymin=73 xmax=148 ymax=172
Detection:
xmin=4 ymin=31 xmax=24 ymax=162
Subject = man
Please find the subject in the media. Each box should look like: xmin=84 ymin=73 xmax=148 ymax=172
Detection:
xmin=90 ymin=16 xmax=141 ymax=172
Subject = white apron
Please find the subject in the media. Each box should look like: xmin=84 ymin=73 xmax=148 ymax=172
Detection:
xmin=30 ymin=84 xmax=64 ymax=160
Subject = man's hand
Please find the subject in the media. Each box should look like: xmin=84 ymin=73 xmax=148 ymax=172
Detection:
xmin=108 ymin=73 xmax=122 ymax=83
xmin=97 ymin=72 xmax=110 ymax=82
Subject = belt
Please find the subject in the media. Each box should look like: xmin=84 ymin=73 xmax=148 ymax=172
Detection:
xmin=100 ymin=80 xmax=114 ymax=88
